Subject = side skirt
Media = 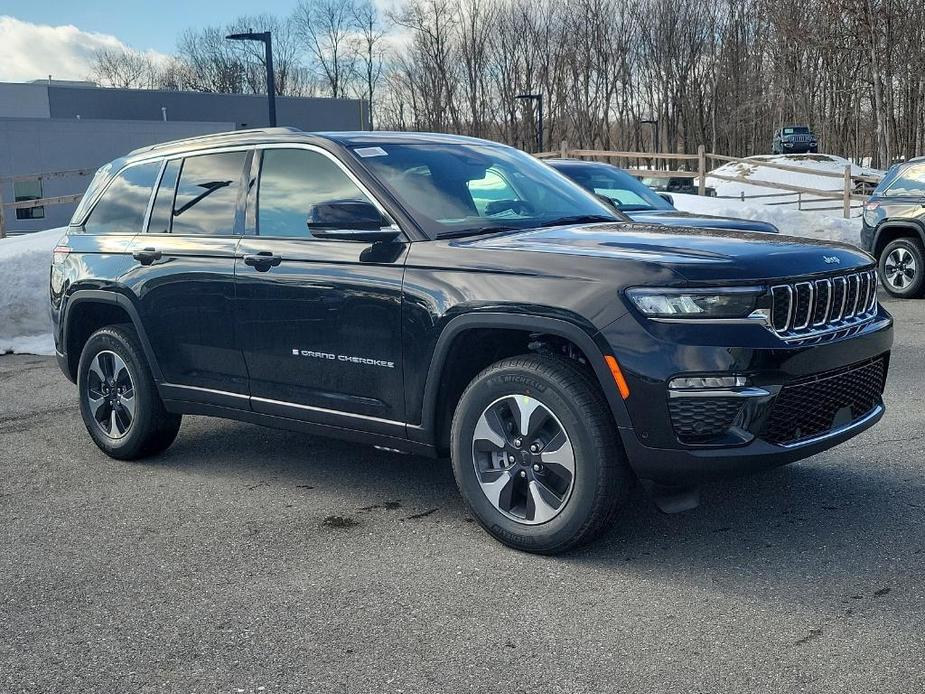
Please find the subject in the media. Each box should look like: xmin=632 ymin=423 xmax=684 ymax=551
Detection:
xmin=162 ymin=399 xmax=439 ymax=458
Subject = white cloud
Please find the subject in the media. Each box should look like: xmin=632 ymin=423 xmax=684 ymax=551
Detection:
xmin=0 ymin=15 xmax=168 ymax=83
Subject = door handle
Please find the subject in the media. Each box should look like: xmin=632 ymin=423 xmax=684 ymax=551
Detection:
xmin=132 ymin=247 xmax=162 ymax=265
xmin=243 ymin=251 xmax=282 ymax=271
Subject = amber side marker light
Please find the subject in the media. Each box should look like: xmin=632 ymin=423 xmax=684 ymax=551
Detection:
xmin=604 ymin=356 xmax=630 ymax=400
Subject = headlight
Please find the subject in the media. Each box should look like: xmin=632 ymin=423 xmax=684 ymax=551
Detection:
xmin=626 ymin=287 xmax=765 ymax=319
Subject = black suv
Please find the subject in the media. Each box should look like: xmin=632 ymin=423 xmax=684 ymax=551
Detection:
xmin=861 ymin=157 xmax=925 ymax=298
xmin=50 ymin=129 xmax=892 ymax=553
xmin=772 ymin=125 xmax=819 ymax=154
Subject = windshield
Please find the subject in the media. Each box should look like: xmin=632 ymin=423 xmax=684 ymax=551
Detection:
xmin=348 ymin=142 xmax=619 ymax=238
xmin=559 ymin=164 xmax=674 ymax=212
xmin=783 ymin=127 xmax=810 ymax=135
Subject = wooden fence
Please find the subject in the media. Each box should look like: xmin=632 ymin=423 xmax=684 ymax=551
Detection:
xmin=0 ymin=145 xmax=884 ymax=236
xmin=0 ymin=168 xmax=92 ymax=238
xmin=536 ymin=142 xmax=882 ymax=219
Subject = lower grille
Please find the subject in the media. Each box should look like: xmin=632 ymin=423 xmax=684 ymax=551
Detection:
xmin=669 ymin=398 xmax=743 ymax=444
xmin=760 ymin=357 xmax=886 ymax=445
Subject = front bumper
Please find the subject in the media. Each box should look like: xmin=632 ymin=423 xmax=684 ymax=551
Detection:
xmin=600 ymin=307 xmax=893 ymax=484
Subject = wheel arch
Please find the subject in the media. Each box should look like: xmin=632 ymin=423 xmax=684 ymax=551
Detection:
xmin=408 ymin=312 xmax=631 ymax=452
xmin=62 ymin=289 xmax=162 ymax=383
xmin=872 ymin=221 xmax=925 ymax=259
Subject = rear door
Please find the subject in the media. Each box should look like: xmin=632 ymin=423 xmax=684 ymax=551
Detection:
xmin=128 ymin=149 xmax=251 ymax=401
xmin=235 ymin=145 xmax=408 ymax=433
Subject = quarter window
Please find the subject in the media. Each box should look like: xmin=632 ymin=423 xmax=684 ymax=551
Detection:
xmin=83 ymin=161 xmax=161 ymax=235
xmin=257 ymin=148 xmax=375 ymax=237
xmin=171 ymin=151 xmax=247 ymax=236
xmin=884 ymin=164 xmax=925 ymax=198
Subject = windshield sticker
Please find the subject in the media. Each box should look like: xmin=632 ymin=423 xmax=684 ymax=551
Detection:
xmin=355 ymin=146 xmax=388 ymax=158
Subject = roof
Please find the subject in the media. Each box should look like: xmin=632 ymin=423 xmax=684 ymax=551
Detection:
xmin=122 ymin=128 xmax=507 ymax=164
xmin=316 ymin=131 xmax=502 ymax=146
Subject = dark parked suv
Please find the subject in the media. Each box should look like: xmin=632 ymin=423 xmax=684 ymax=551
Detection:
xmin=51 ymin=128 xmax=892 ymax=553
xmin=772 ymin=125 xmax=819 ymax=154
xmin=861 ymin=157 xmax=925 ymax=298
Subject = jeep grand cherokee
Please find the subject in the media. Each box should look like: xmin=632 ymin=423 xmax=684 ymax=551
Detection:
xmin=50 ymin=128 xmax=892 ymax=553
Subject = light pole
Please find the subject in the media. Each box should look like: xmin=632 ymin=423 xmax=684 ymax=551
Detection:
xmin=516 ymin=93 xmax=543 ymax=153
xmin=226 ymin=30 xmax=277 ymax=127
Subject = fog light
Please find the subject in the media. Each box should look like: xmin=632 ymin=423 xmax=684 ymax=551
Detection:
xmin=669 ymin=375 xmax=748 ymax=390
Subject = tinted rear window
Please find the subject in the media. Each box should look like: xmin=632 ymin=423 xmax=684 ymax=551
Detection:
xmin=82 ymin=161 xmax=161 ymax=235
xmin=171 ymin=151 xmax=247 ymax=236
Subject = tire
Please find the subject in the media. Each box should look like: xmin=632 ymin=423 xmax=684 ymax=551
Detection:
xmin=77 ymin=324 xmax=182 ymax=460
xmin=879 ymin=237 xmax=925 ymax=299
xmin=450 ymin=354 xmax=632 ymax=554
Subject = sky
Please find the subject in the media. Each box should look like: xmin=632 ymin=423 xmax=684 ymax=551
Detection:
xmin=0 ymin=1 xmax=299 ymax=82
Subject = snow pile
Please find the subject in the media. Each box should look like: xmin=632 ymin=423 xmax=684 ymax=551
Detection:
xmin=0 ymin=228 xmax=63 ymax=355
xmin=671 ymin=193 xmax=862 ymax=247
xmin=706 ymin=154 xmax=883 ymax=210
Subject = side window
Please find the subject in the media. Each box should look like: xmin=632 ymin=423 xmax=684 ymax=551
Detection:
xmin=147 ymin=160 xmax=180 ymax=234
xmin=884 ymin=164 xmax=925 ymax=198
xmin=171 ymin=151 xmax=247 ymax=236
xmin=83 ymin=161 xmax=161 ymax=235
xmin=257 ymin=148 xmax=375 ymax=237
xmin=467 ymin=168 xmax=521 ymax=216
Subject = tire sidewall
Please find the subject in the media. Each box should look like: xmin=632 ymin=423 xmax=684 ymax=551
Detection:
xmin=451 ymin=364 xmax=608 ymax=552
xmin=879 ymin=238 xmax=925 ymax=298
xmin=77 ymin=328 xmax=157 ymax=457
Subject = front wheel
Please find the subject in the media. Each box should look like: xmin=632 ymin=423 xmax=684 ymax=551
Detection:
xmin=879 ymin=237 xmax=925 ymax=298
xmin=450 ymin=354 xmax=632 ymax=554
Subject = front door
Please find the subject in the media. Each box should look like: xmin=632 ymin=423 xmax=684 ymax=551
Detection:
xmin=234 ymin=146 xmax=408 ymax=433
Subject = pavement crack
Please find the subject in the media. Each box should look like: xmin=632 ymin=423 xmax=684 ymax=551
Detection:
xmin=793 ymin=628 xmax=823 ymax=646
xmin=406 ymin=507 xmax=439 ymax=520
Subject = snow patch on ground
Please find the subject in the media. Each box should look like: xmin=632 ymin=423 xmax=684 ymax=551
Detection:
xmin=0 ymin=228 xmax=63 ymax=356
xmin=671 ymin=193 xmax=862 ymax=247
xmin=706 ymin=153 xmax=883 ymax=214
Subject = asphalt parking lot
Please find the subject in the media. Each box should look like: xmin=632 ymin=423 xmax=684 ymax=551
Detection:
xmin=1 ymin=294 xmax=923 ymax=693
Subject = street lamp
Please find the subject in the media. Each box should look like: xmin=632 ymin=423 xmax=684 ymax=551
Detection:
xmin=226 ymin=30 xmax=277 ymax=127
xmin=516 ymin=93 xmax=543 ymax=153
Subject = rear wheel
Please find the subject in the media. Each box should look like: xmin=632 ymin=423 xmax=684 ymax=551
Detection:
xmin=77 ymin=325 xmax=181 ymax=459
xmin=450 ymin=354 xmax=632 ymax=554
xmin=879 ymin=237 xmax=925 ymax=298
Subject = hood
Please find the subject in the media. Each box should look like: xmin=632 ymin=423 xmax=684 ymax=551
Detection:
xmin=627 ymin=209 xmax=779 ymax=234
xmin=459 ymin=222 xmax=872 ymax=284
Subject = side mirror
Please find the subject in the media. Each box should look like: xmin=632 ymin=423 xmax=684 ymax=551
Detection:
xmin=658 ymin=193 xmax=674 ymax=206
xmin=306 ymin=199 xmax=399 ymax=242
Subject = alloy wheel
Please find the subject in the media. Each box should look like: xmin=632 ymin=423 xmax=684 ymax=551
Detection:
xmin=471 ymin=394 xmax=576 ymax=525
xmin=85 ymin=350 xmax=136 ymax=439
xmin=884 ymin=247 xmax=917 ymax=290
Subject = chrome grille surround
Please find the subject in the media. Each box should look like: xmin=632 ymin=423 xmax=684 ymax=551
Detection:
xmin=769 ymin=269 xmax=878 ymax=344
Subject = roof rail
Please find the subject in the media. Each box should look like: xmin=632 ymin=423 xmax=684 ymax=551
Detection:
xmin=128 ymin=126 xmax=303 ymax=157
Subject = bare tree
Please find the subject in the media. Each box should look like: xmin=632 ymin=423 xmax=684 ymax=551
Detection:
xmin=89 ymin=47 xmax=164 ymax=89
xmin=294 ymin=0 xmax=358 ymax=98
xmin=352 ymin=1 xmax=389 ymax=127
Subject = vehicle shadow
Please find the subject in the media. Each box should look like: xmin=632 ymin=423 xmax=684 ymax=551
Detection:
xmin=159 ymin=417 xmax=923 ymax=600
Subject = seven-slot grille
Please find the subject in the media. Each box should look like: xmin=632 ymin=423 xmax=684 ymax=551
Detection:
xmin=770 ymin=269 xmax=878 ymax=339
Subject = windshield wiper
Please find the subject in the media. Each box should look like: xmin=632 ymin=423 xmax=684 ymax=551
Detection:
xmin=536 ymin=214 xmax=617 ymax=228
xmin=437 ymin=224 xmax=521 ymax=239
